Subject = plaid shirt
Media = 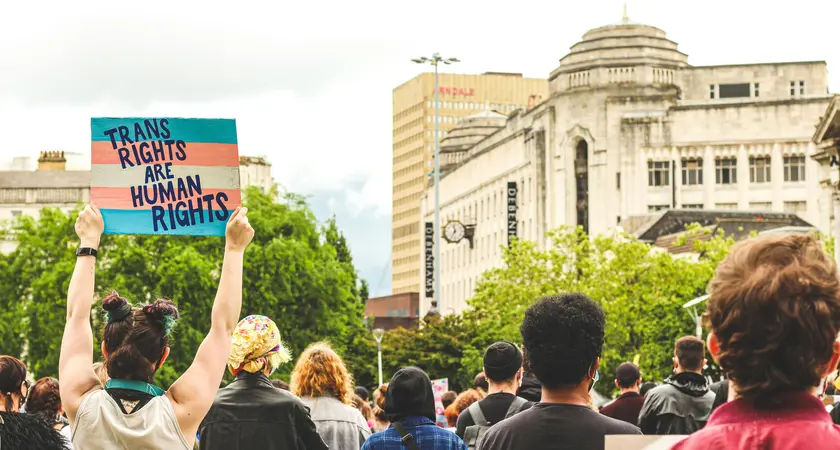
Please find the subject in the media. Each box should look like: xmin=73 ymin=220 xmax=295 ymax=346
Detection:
xmin=361 ymin=416 xmax=468 ymax=450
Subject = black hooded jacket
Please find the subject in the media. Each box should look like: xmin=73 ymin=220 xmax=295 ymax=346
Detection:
xmin=0 ymin=411 xmax=69 ymax=450
xmin=517 ymin=372 xmax=542 ymax=403
xmin=637 ymin=372 xmax=715 ymax=435
xmin=385 ymin=367 xmax=436 ymax=423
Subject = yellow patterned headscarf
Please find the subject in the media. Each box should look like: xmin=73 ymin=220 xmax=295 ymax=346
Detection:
xmin=227 ymin=315 xmax=291 ymax=376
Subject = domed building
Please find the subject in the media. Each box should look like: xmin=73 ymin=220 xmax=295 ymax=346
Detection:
xmin=420 ymin=11 xmax=833 ymax=314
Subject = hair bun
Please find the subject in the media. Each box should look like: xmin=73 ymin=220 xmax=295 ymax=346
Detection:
xmin=102 ymin=291 xmax=132 ymax=322
xmin=143 ymin=299 xmax=180 ymax=335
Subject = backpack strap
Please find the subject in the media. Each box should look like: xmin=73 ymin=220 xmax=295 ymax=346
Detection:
xmin=467 ymin=401 xmax=488 ymax=426
xmin=393 ymin=422 xmax=420 ymax=450
xmin=504 ymin=396 xmax=528 ymax=419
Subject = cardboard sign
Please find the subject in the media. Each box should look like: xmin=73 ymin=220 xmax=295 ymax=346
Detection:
xmin=431 ymin=378 xmax=449 ymax=428
xmin=605 ymin=435 xmax=687 ymax=450
xmin=90 ymin=118 xmax=241 ymax=236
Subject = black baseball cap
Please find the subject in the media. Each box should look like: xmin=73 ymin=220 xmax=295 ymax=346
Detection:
xmin=483 ymin=341 xmax=523 ymax=382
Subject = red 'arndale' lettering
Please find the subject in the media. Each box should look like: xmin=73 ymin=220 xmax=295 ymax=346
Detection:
xmin=437 ymin=87 xmax=474 ymax=96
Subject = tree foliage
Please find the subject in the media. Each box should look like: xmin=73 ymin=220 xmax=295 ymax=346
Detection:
xmin=0 ymin=187 xmax=368 ymax=387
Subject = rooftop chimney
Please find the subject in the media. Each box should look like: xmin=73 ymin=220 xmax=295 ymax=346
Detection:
xmin=37 ymin=151 xmax=67 ymax=171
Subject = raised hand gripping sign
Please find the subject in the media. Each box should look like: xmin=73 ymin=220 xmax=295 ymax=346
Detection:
xmin=90 ymin=117 xmax=241 ymax=236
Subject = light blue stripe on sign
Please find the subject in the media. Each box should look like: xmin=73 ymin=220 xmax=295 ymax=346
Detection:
xmin=101 ymin=208 xmax=228 ymax=236
xmin=91 ymin=118 xmax=238 ymax=145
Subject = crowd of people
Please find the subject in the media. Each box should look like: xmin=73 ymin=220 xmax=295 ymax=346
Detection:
xmin=3 ymin=205 xmax=840 ymax=449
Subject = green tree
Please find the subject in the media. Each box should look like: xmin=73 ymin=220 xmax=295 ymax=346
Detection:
xmin=0 ymin=187 xmax=370 ymax=387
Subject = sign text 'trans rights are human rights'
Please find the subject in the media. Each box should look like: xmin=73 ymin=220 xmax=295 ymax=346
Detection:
xmin=90 ymin=117 xmax=241 ymax=236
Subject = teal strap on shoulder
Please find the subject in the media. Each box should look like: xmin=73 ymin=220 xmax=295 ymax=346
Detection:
xmin=105 ymin=379 xmax=165 ymax=397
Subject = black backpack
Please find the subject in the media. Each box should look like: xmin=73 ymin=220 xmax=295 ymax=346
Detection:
xmin=463 ymin=397 xmax=528 ymax=450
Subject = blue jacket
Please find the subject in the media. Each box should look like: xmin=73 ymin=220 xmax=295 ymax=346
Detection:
xmin=361 ymin=417 xmax=467 ymax=450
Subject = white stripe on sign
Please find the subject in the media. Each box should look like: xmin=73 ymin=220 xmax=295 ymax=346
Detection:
xmin=91 ymin=164 xmax=241 ymax=189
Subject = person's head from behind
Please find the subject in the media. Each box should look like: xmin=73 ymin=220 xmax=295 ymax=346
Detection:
xmin=673 ymin=336 xmax=706 ymax=374
xmin=639 ymin=382 xmax=656 ymax=397
xmin=101 ymin=291 xmax=180 ymax=383
xmin=227 ymin=315 xmax=292 ymax=378
xmin=706 ymin=233 xmax=840 ymax=407
xmin=521 ymin=293 xmax=604 ymax=392
xmin=615 ymin=362 xmax=641 ymax=393
xmin=384 ymin=367 xmax=435 ymax=422
xmin=451 ymin=389 xmax=483 ymax=417
xmin=440 ymin=390 xmax=457 ymax=410
xmin=0 ymin=356 xmax=28 ymax=412
xmin=444 ymin=403 xmax=459 ymax=427
xmin=352 ymin=393 xmax=373 ymax=420
xmin=290 ymin=342 xmax=353 ymax=404
xmin=473 ymin=372 xmax=488 ymax=392
xmin=25 ymin=377 xmax=63 ymax=422
xmin=355 ymin=386 xmax=370 ymax=402
xmin=483 ymin=341 xmax=523 ymax=389
xmin=372 ymin=384 xmax=389 ymax=424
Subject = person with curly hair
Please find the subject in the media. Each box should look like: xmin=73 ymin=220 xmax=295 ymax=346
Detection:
xmin=199 ymin=315 xmax=326 ymax=450
xmin=25 ymin=377 xmax=73 ymax=447
xmin=59 ymin=204 xmax=254 ymax=449
xmin=0 ymin=356 xmax=68 ymax=450
xmin=479 ymin=294 xmax=640 ymax=450
xmin=371 ymin=385 xmax=390 ymax=433
xmin=290 ymin=342 xmax=370 ymax=449
xmin=673 ymin=234 xmax=840 ymax=449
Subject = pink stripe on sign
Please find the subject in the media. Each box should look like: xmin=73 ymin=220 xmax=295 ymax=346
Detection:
xmin=90 ymin=186 xmax=241 ymax=210
xmin=91 ymin=141 xmax=240 ymax=167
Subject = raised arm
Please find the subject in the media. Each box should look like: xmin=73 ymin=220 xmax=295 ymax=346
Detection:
xmin=168 ymin=206 xmax=254 ymax=437
xmin=59 ymin=204 xmax=105 ymax=423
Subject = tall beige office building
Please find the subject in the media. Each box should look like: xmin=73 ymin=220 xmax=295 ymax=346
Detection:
xmin=392 ymin=72 xmax=548 ymax=295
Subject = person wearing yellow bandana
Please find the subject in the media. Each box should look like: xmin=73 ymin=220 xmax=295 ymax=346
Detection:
xmin=198 ymin=316 xmax=327 ymax=450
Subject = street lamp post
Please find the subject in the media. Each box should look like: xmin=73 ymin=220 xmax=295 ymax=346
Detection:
xmin=372 ymin=328 xmax=385 ymax=387
xmin=683 ymin=295 xmax=708 ymax=339
xmin=412 ymin=53 xmax=459 ymax=316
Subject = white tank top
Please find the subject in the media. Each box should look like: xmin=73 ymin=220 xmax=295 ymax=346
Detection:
xmin=71 ymin=389 xmax=192 ymax=450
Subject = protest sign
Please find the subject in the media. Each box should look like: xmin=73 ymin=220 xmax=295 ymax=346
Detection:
xmin=605 ymin=435 xmax=687 ymax=450
xmin=431 ymin=378 xmax=449 ymax=428
xmin=90 ymin=117 xmax=241 ymax=236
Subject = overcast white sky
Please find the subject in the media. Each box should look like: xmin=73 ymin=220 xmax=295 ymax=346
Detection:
xmin=1 ymin=0 xmax=838 ymax=296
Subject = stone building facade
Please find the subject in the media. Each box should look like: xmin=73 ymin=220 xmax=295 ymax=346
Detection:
xmin=420 ymin=15 xmax=833 ymax=315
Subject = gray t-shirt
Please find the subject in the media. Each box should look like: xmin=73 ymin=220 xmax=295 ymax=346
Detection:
xmin=480 ymin=402 xmax=640 ymax=450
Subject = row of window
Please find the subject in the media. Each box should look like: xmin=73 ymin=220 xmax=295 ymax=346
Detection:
xmin=648 ymin=201 xmax=807 ymax=214
xmin=393 ymin=117 xmax=424 ymax=137
xmin=445 ymin=177 xmax=533 ymax=225
xmin=393 ymin=239 xmax=419 ymax=255
xmin=647 ymin=156 xmax=806 ymax=187
xmin=393 ymin=206 xmax=420 ymax=223
xmin=393 ymin=222 xmax=419 ymax=240
xmin=393 ymin=102 xmax=424 ymax=122
xmin=394 ymin=161 xmax=424 ymax=181
xmin=393 ymin=147 xmax=423 ymax=165
xmin=440 ymin=218 xmax=536 ymax=272
xmin=709 ymin=81 xmax=805 ymax=99
xmin=393 ymin=191 xmax=422 ymax=209
xmin=394 ymin=132 xmax=424 ymax=150
xmin=426 ymin=100 xmax=523 ymax=112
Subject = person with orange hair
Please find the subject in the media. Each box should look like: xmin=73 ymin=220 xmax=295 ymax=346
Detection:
xmin=291 ymin=342 xmax=370 ymax=449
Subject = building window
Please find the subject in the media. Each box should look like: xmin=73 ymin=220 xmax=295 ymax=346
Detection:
xmin=749 ymin=202 xmax=772 ymax=211
xmin=715 ymin=158 xmax=737 ymax=185
xmin=648 ymin=161 xmax=670 ymax=186
xmin=800 ymin=80 xmax=805 ymax=95
xmin=11 ymin=210 xmax=22 ymax=217
xmin=784 ymin=201 xmax=807 ymax=215
xmin=715 ymin=203 xmax=738 ymax=210
xmin=709 ymin=85 xmax=716 ymax=99
xmin=783 ymin=156 xmax=806 ymax=182
xmin=648 ymin=205 xmax=669 ymax=212
xmin=718 ymin=83 xmax=751 ymax=98
xmin=681 ymin=158 xmax=703 ymax=185
xmin=749 ymin=156 xmax=771 ymax=183
xmin=616 ymin=172 xmax=621 ymax=189
xmin=754 ymin=82 xmax=760 ymax=98
xmin=682 ymin=204 xmax=703 ymax=209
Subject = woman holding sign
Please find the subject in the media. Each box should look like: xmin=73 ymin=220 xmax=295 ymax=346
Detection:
xmin=58 ymin=203 xmax=254 ymax=449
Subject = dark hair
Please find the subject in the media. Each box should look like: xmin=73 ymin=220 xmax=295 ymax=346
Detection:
xmin=441 ymin=390 xmax=457 ymax=409
xmin=0 ymin=356 xmax=26 ymax=395
xmin=522 ymin=345 xmax=532 ymax=373
xmin=615 ymin=362 xmax=641 ymax=389
xmin=521 ymin=294 xmax=605 ymax=389
xmin=675 ymin=336 xmax=705 ymax=372
xmin=640 ymin=382 xmax=657 ymax=397
xmin=25 ymin=377 xmax=61 ymax=419
xmin=354 ymin=386 xmax=370 ymax=401
xmin=102 ymin=291 xmax=180 ymax=383
xmin=272 ymin=379 xmax=290 ymax=391
xmin=707 ymin=234 xmax=840 ymax=407
xmin=473 ymin=373 xmax=488 ymax=391
xmin=372 ymin=384 xmax=388 ymax=422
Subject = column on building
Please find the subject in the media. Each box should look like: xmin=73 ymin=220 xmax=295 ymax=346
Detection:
xmin=834 ymin=192 xmax=840 ymax=265
xmin=771 ymin=142 xmax=783 ymax=211
xmin=703 ymin=145 xmax=715 ymax=209
xmin=737 ymin=144 xmax=749 ymax=209
xmin=671 ymin=146 xmax=681 ymax=208
xmin=805 ymin=141 xmax=823 ymax=224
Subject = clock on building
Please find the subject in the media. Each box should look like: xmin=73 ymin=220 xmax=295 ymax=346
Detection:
xmin=443 ymin=220 xmax=466 ymax=244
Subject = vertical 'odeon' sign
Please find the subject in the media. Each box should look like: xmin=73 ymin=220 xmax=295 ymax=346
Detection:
xmin=507 ymin=181 xmax=518 ymax=245
xmin=425 ymin=222 xmax=434 ymax=298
